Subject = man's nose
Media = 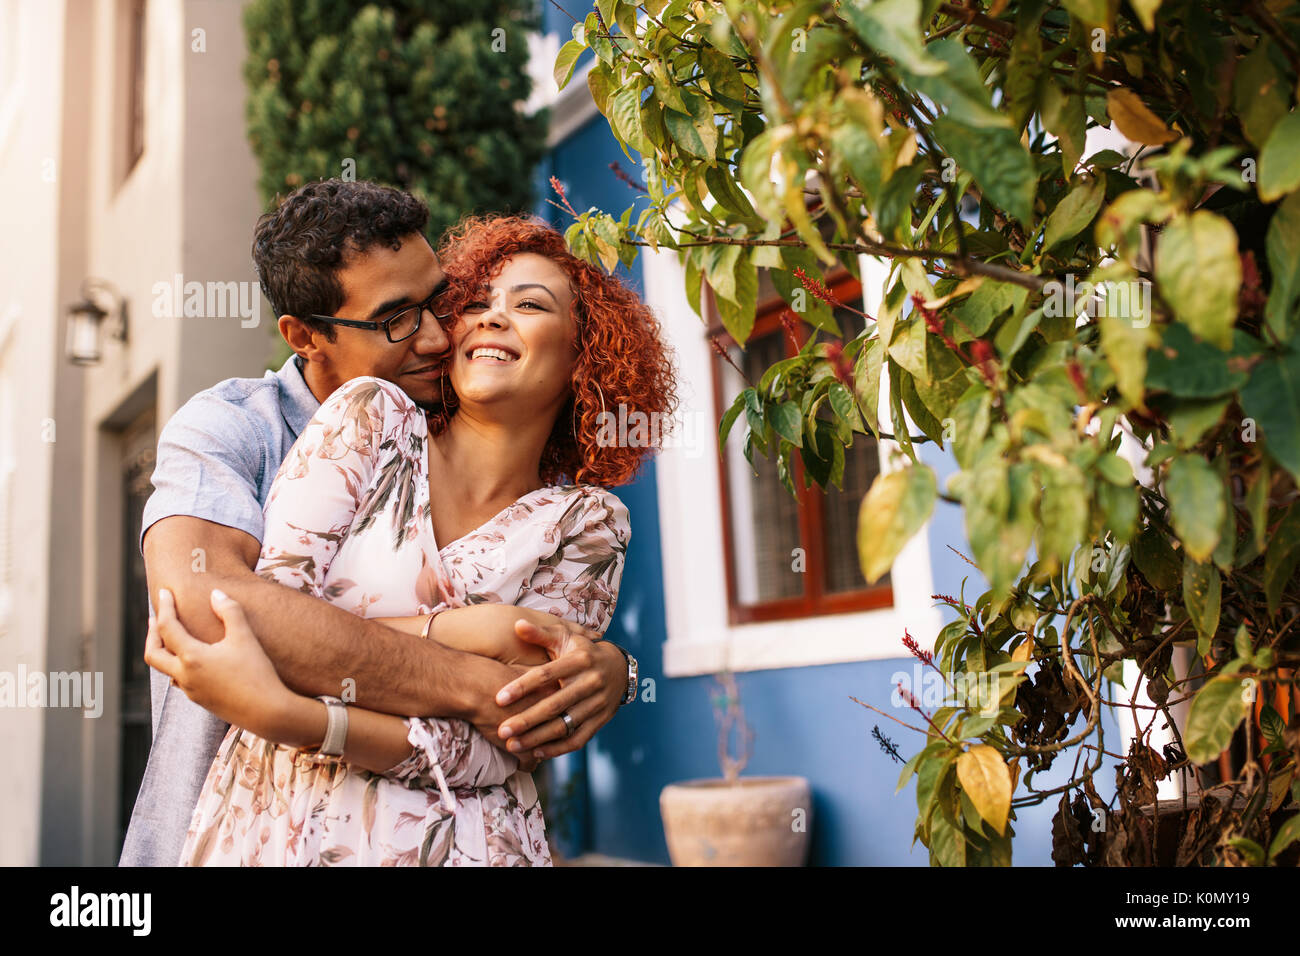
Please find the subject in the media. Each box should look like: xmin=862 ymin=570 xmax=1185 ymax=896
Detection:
xmin=415 ymin=307 xmax=452 ymax=355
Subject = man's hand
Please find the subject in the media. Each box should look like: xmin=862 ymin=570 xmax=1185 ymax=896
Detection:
xmin=454 ymin=652 xmax=558 ymax=772
xmin=494 ymin=619 xmax=627 ymax=759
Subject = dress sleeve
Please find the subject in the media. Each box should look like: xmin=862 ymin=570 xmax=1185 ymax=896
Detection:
xmin=517 ymin=487 xmax=631 ymax=634
xmin=254 ymin=377 xmax=419 ymax=597
xmin=383 ymin=718 xmax=519 ymax=800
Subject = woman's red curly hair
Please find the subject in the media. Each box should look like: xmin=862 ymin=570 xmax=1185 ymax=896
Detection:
xmin=432 ymin=214 xmax=677 ymax=488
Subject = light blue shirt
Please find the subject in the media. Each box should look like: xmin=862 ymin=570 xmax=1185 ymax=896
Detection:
xmin=119 ymin=354 xmax=321 ymax=866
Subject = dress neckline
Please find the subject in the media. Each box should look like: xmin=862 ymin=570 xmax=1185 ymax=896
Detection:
xmin=425 ymin=479 xmax=576 ymax=557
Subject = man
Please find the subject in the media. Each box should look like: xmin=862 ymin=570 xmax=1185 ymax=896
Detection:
xmin=120 ymin=179 xmax=633 ymax=866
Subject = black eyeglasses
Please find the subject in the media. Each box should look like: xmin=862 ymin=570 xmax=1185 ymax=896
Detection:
xmin=309 ymin=280 xmax=453 ymax=343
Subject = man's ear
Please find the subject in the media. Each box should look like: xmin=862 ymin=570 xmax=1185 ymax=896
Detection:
xmin=278 ymin=314 xmax=321 ymax=361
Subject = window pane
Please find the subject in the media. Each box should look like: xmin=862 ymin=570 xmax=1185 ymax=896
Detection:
xmin=722 ymin=330 xmax=803 ymax=604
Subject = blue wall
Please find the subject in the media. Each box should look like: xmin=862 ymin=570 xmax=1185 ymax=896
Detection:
xmin=541 ymin=109 xmax=1126 ymax=865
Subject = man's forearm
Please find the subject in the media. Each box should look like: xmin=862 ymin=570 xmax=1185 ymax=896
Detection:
xmin=163 ymin=566 xmax=467 ymax=718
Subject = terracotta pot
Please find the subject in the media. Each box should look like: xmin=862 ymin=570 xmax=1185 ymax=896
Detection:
xmin=659 ymin=776 xmax=812 ymax=866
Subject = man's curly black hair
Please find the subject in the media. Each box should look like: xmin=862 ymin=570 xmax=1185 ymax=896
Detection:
xmin=252 ymin=178 xmax=429 ymax=340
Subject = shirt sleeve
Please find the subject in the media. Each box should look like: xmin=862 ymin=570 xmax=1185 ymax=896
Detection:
xmin=140 ymin=391 xmax=267 ymax=553
xmin=254 ymin=376 xmax=413 ymax=597
xmin=516 ymin=487 xmax=631 ymax=634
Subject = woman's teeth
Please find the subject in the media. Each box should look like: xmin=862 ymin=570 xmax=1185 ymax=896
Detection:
xmin=470 ymin=348 xmax=517 ymax=362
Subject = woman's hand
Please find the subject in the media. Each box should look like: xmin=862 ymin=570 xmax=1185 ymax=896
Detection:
xmin=145 ymin=587 xmax=299 ymax=738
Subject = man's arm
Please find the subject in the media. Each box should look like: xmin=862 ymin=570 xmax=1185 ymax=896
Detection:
xmin=142 ymin=514 xmax=540 ymax=747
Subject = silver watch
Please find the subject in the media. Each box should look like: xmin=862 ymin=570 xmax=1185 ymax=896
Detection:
xmin=613 ymin=645 xmax=638 ymax=706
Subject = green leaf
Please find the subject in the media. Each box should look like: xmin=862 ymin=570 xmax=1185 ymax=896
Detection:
xmin=888 ymin=316 xmax=928 ymax=381
xmin=714 ymin=256 xmax=758 ymax=344
xmin=554 ymin=39 xmax=585 ymax=90
xmin=1263 ymin=503 xmax=1300 ymax=616
xmin=857 ymin=464 xmax=937 ymax=583
xmin=1240 ymin=348 xmax=1300 ymax=485
xmin=1227 ymin=836 xmax=1266 ymax=866
xmin=1265 ymin=191 xmax=1300 ymax=340
xmin=1041 ymin=80 xmax=1087 ymax=177
xmin=1039 ymin=463 xmax=1089 ymax=567
xmin=1235 ymin=40 xmax=1289 ymax=147
xmin=1145 ymin=323 xmax=1253 ymax=399
xmin=928 ymin=812 xmax=967 ymax=866
xmin=718 ymin=392 xmax=747 ymax=451
xmin=955 ymin=281 xmax=1027 ymax=338
xmin=1166 ymin=397 xmax=1230 ymax=450
xmin=1100 ymin=308 xmax=1156 ymax=409
xmin=1259 ymin=109 xmax=1300 ymax=203
xmin=930 ymin=115 xmax=1036 ymax=225
xmin=1165 ymin=455 xmax=1225 ymax=562
xmin=840 ymin=0 xmax=947 ymax=79
xmin=770 ymin=401 xmax=803 ymax=446
xmin=1129 ymin=0 xmax=1162 ymax=31
xmin=1132 ymin=528 xmax=1182 ymax=590
xmin=1260 ymin=704 xmax=1286 ymax=748
xmin=828 ymin=382 xmax=860 ymax=431
xmin=664 ymin=91 xmax=718 ymax=161
xmin=966 ymin=457 xmax=1038 ymax=600
xmin=1063 ymin=0 xmax=1111 ymax=30
xmin=1097 ymin=479 xmax=1140 ymax=544
xmin=610 ymin=85 xmax=650 ymax=154
xmin=1247 ymin=460 xmax=1270 ymax=554
xmin=1155 ymin=212 xmax=1240 ymax=350
xmin=956 ymin=745 xmax=1012 ymax=836
xmin=699 ymin=44 xmax=746 ymax=102
xmin=832 ymin=121 xmax=883 ymax=204
xmin=854 ymin=338 xmax=883 ymax=435
xmin=1269 ymin=813 xmax=1300 ymax=860
xmin=910 ymin=39 xmax=1009 ymax=130
xmin=1183 ymin=558 xmax=1221 ymax=644
xmin=1184 ymin=676 xmax=1250 ymax=764
xmin=1043 ymin=177 xmax=1106 ymax=250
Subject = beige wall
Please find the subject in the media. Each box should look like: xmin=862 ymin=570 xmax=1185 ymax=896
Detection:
xmin=0 ymin=0 xmax=265 ymax=865
xmin=0 ymin=0 xmax=70 ymax=869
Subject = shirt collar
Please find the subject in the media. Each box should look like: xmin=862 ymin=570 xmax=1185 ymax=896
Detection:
xmin=277 ymin=353 xmax=321 ymax=439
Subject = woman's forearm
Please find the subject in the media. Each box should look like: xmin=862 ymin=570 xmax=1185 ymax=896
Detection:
xmin=267 ymin=694 xmax=421 ymax=775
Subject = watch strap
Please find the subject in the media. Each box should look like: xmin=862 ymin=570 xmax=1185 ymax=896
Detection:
xmin=315 ymin=695 xmax=348 ymax=756
xmin=608 ymin=643 xmax=638 ymax=706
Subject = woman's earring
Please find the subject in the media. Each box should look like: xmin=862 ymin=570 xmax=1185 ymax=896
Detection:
xmin=440 ymin=373 xmax=459 ymax=411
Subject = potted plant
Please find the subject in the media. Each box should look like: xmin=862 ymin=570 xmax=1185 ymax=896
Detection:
xmin=659 ymin=670 xmax=812 ymax=866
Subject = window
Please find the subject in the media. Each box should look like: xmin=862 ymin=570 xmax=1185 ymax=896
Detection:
xmin=708 ymin=269 xmax=893 ymax=626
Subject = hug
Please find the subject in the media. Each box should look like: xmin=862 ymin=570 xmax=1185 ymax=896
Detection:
xmin=120 ymin=178 xmax=677 ymax=866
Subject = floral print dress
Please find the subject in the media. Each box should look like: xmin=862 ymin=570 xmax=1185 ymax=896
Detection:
xmin=177 ymin=376 xmax=629 ymax=866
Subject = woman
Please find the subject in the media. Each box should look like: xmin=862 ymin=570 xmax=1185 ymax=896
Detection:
xmin=149 ymin=215 xmax=676 ymax=866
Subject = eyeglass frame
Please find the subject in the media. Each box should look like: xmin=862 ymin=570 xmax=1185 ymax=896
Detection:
xmin=307 ymin=278 xmax=454 ymax=343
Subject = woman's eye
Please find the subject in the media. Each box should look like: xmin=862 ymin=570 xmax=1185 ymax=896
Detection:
xmin=463 ymin=301 xmax=489 ymax=312
xmin=516 ymin=300 xmax=544 ymax=310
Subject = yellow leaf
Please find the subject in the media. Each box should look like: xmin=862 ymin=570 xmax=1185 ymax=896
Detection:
xmin=1011 ymin=639 xmax=1034 ymax=663
xmin=956 ymin=744 xmax=1012 ymax=836
xmin=1107 ymin=89 xmax=1177 ymax=145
